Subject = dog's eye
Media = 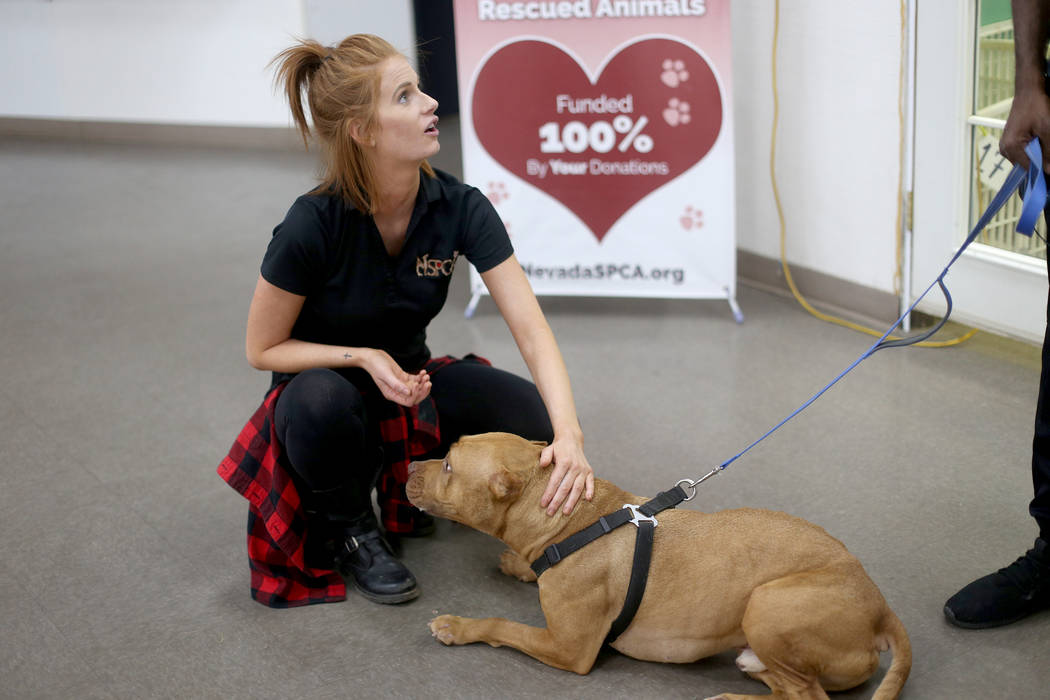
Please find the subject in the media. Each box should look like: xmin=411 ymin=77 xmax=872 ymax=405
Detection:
xmin=442 ymin=460 xmax=452 ymax=473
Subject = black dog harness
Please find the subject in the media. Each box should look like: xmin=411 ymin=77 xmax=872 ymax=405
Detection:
xmin=529 ymin=485 xmax=688 ymax=644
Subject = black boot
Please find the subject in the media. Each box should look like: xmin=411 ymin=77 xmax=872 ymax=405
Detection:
xmin=335 ymin=513 xmax=420 ymax=604
xmin=302 ymin=483 xmax=419 ymax=604
xmin=301 ymin=484 xmax=347 ymax=570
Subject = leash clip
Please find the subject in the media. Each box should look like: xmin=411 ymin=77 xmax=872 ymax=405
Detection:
xmin=623 ymin=503 xmax=658 ymax=529
xmin=675 ymin=467 xmax=723 ymax=502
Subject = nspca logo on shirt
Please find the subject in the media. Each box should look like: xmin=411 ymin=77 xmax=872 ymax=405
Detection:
xmin=416 ymin=252 xmax=459 ymax=278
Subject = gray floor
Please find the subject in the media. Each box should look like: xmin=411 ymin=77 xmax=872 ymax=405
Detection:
xmin=2 ymin=124 xmax=1048 ymax=700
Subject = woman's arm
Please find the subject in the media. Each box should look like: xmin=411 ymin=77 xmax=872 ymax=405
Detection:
xmin=480 ymin=256 xmax=595 ymax=515
xmin=244 ymin=274 xmax=430 ymax=405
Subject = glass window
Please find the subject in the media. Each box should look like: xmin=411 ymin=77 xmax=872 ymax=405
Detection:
xmin=969 ymin=0 xmax=1047 ymax=259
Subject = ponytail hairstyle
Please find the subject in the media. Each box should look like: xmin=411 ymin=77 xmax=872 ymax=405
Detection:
xmin=270 ymin=34 xmax=434 ymax=213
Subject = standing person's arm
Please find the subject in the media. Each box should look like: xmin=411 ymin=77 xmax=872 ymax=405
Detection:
xmin=480 ymin=256 xmax=595 ymax=516
xmin=1000 ymin=0 xmax=1050 ymax=170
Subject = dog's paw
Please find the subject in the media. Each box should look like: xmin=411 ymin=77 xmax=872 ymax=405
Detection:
xmin=499 ymin=548 xmax=538 ymax=582
xmin=429 ymin=614 xmax=464 ymax=645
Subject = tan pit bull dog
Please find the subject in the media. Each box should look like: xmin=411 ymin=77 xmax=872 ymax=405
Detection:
xmin=406 ymin=432 xmax=911 ymax=700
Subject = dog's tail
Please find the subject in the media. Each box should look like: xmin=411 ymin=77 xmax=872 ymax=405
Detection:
xmin=871 ymin=609 xmax=911 ymax=700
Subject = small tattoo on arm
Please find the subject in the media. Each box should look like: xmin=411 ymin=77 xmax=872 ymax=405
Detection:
xmin=343 ymin=353 xmax=353 ymax=360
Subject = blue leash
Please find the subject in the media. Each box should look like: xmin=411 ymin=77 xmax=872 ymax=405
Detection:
xmin=676 ymin=138 xmax=1049 ymax=499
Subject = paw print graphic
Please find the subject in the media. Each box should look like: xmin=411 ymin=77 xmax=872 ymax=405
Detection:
xmin=662 ymin=98 xmax=691 ymax=127
xmin=660 ymin=59 xmax=690 ymax=88
xmin=487 ymin=181 xmax=509 ymax=205
xmin=679 ymin=206 xmax=703 ymax=231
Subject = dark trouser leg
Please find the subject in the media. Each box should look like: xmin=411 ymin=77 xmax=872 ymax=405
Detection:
xmin=1032 ymin=254 xmax=1050 ymax=540
xmin=274 ymin=368 xmax=378 ymax=504
xmin=275 ymin=369 xmax=418 ymax=602
xmin=429 ymin=361 xmax=555 ymax=449
xmin=275 ymin=368 xmax=377 ymax=564
xmin=943 ymin=220 xmax=1050 ymax=627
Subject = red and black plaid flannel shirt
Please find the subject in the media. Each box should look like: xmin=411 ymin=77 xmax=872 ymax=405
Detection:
xmin=217 ymin=355 xmax=487 ymax=608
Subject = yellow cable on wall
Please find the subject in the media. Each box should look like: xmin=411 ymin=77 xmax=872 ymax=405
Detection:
xmin=770 ymin=0 xmax=977 ymax=348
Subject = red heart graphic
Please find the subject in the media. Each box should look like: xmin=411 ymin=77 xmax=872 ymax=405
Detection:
xmin=472 ymin=39 xmax=722 ymax=242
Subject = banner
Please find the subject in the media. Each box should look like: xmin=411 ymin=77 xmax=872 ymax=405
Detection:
xmin=453 ymin=1 xmax=738 ymax=319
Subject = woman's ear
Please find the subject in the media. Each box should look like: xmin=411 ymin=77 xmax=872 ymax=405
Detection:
xmin=348 ymin=120 xmax=373 ymax=147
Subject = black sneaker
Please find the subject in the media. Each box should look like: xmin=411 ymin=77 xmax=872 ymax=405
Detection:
xmin=335 ymin=527 xmax=420 ymax=604
xmin=944 ymin=538 xmax=1050 ymax=629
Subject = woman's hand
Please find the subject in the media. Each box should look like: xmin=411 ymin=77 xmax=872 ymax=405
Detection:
xmin=539 ymin=430 xmax=595 ymax=516
xmin=362 ymin=348 xmax=431 ymax=407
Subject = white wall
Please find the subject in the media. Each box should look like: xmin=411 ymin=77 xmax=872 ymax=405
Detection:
xmin=0 ymin=0 xmax=415 ymax=127
xmin=0 ymin=0 xmax=904 ymax=298
xmin=304 ymin=0 xmax=418 ymax=66
xmin=732 ymin=1 xmax=903 ymax=295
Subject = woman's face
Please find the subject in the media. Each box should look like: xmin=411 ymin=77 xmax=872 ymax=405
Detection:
xmin=371 ymin=55 xmax=440 ymax=166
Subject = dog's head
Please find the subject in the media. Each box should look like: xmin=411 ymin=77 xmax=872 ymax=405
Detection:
xmin=406 ymin=432 xmax=545 ymax=536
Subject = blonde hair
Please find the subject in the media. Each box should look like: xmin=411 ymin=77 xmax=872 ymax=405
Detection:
xmin=270 ymin=34 xmax=434 ymax=213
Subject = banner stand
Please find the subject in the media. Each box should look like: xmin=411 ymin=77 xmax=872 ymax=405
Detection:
xmin=453 ymin=1 xmax=737 ymax=323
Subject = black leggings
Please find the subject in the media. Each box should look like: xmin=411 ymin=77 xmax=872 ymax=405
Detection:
xmin=273 ymin=362 xmax=554 ymax=495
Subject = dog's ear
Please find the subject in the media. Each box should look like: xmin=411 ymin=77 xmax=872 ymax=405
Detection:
xmin=489 ymin=469 xmax=524 ymax=501
xmin=529 ymin=440 xmax=548 ymax=448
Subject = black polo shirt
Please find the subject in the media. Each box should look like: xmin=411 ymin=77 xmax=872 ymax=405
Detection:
xmin=260 ymin=168 xmax=513 ymax=386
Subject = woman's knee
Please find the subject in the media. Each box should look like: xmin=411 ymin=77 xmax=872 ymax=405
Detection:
xmin=431 ymin=362 xmax=553 ymax=443
xmin=276 ymin=368 xmax=367 ymax=441
xmin=274 ymin=369 xmax=374 ymax=489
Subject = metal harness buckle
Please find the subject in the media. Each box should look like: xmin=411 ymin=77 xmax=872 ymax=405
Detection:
xmin=623 ymin=503 xmax=658 ymax=529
